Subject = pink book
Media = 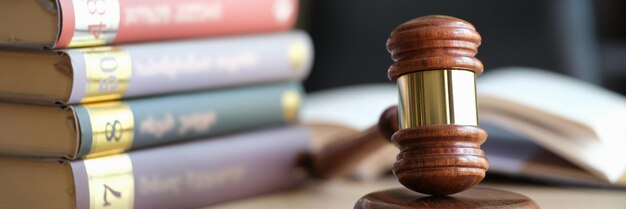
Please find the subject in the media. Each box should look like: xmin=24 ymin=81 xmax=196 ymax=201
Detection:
xmin=0 ymin=0 xmax=298 ymax=48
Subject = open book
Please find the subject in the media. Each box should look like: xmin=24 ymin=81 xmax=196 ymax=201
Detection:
xmin=302 ymin=67 xmax=626 ymax=186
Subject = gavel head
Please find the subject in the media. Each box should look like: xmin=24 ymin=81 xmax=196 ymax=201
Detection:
xmin=385 ymin=15 xmax=488 ymax=196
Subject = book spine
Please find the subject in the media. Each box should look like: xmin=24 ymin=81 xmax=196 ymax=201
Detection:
xmin=72 ymin=82 xmax=303 ymax=159
xmin=71 ymin=126 xmax=310 ymax=209
xmin=55 ymin=0 xmax=298 ymax=48
xmin=63 ymin=31 xmax=313 ymax=104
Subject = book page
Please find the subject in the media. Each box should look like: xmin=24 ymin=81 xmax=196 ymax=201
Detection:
xmin=478 ymin=68 xmax=626 ymax=149
xmin=481 ymin=110 xmax=624 ymax=184
xmin=478 ymin=67 xmax=626 ymax=183
xmin=482 ymin=122 xmax=608 ymax=185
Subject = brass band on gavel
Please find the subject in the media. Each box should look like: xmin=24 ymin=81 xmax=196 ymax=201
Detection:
xmin=396 ymin=69 xmax=478 ymax=129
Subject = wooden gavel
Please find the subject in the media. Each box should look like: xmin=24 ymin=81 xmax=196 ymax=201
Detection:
xmin=309 ymin=15 xmax=488 ymax=196
xmin=308 ymin=15 xmax=537 ymax=209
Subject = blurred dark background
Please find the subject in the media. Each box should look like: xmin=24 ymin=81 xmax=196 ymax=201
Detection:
xmin=296 ymin=0 xmax=626 ymax=95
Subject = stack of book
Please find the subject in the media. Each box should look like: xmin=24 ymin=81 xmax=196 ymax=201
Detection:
xmin=0 ymin=0 xmax=313 ymax=208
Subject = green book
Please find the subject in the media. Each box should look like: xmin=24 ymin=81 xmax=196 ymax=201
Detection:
xmin=0 ymin=82 xmax=302 ymax=159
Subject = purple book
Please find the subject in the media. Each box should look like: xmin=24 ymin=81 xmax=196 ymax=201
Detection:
xmin=0 ymin=31 xmax=313 ymax=105
xmin=0 ymin=126 xmax=311 ymax=209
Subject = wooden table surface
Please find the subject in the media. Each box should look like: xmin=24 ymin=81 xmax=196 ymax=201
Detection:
xmin=206 ymin=177 xmax=626 ymax=209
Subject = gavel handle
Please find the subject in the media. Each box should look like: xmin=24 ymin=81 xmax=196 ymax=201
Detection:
xmin=309 ymin=106 xmax=398 ymax=179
